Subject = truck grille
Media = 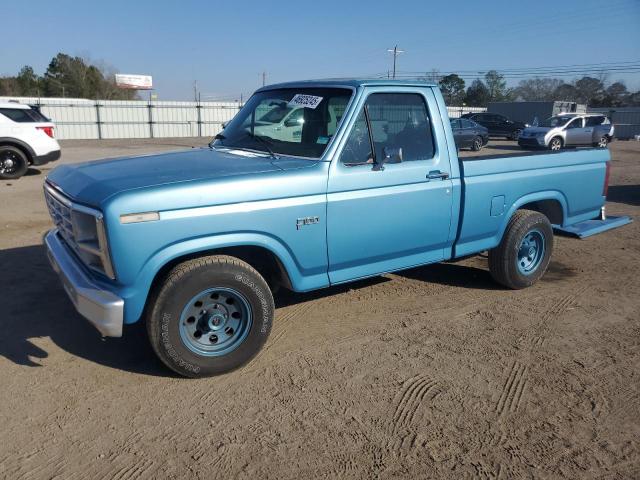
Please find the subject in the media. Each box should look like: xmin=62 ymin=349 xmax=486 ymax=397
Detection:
xmin=45 ymin=186 xmax=76 ymax=247
xmin=44 ymin=183 xmax=115 ymax=279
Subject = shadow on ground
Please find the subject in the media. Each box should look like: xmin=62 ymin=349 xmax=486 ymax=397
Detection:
xmin=0 ymin=244 xmax=508 ymax=375
xmin=0 ymin=244 xmax=173 ymax=376
xmin=607 ymin=184 xmax=640 ymax=207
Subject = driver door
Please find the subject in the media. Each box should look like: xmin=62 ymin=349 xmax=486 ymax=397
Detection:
xmin=564 ymin=117 xmax=588 ymax=145
xmin=326 ymin=88 xmax=454 ymax=284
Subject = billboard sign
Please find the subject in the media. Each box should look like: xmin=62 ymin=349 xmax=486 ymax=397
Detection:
xmin=115 ymin=74 xmax=153 ymax=90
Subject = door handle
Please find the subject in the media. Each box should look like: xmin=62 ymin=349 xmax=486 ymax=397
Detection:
xmin=427 ymin=170 xmax=450 ymax=180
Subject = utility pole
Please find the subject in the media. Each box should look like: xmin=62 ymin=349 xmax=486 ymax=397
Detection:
xmin=262 ymin=71 xmax=267 ymax=87
xmin=386 ymin=45 xmax=404 ymax=79
xmin=193 ymin=80 xmax=198 ymax=102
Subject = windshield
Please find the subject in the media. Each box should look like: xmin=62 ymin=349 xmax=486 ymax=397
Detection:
xmin=539 ymin=116 xmax=574 ymax=128
xmin=213 ymin=88 xmax=352 ymax=158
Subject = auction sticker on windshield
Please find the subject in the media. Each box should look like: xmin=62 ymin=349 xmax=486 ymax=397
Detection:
xmin=288 ymin=94 xmax=323 ymax=109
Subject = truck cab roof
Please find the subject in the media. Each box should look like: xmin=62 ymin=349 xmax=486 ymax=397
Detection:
xmin=257 ymin=78 xmax=437 ymax=92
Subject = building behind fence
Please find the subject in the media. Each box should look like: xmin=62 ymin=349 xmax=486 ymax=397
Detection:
xmin=0 ymin=96 xmax=486 ymax=140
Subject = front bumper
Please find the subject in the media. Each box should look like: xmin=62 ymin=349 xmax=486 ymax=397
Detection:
xmin=518 ymin=137 xmax=546 ymax=148
xmin=44 ymin=229 xmax=124 ymax=337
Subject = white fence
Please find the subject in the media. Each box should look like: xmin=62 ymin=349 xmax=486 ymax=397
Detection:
xmin=1 ymin=96 xmax=486 ymax=140
xmin=0 ymin=97 xmax=242 ymax=140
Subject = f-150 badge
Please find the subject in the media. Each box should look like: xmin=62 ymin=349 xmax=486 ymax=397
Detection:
xmin=296 ymin=216 xmax=320 ymax=229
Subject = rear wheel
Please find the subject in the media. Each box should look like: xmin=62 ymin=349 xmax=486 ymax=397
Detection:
xmin=488 ymin=210 xmax=554 ymax=289
xmin=510 ymin=129 xmax=522 ymax=141
xmin=548 ymin=137 xmax=563 ymax=151
xmin=595 ymin=136 xmax=609 ymax=148
xmin=146 ymin=255 xmax=274 ymax=378
xmin=0 ymin=146 xmax=28 ymax=180
xmin=471 ymin=136 xmax=483 ymax=151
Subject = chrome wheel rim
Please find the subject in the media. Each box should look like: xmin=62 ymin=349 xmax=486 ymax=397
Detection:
xmin=517 ymin=229 xmax=545 ymax=275
xmin=474 ymin=138 xmax=482 ymax=150
xmin=598 ymin=137 xmax=607 ymax=148
xmin=0 ymin=151 xmax=19 ymax=175
xmin=179 ymin=287 xmax=252 ymax=357
xmin=550 ymin=139 xmax=561 ymax=151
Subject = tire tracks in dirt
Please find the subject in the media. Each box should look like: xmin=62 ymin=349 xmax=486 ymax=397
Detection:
xmin=494 ymin=285 xmax=588 ymax=417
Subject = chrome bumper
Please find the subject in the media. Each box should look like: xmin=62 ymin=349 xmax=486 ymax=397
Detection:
xmin=44 ymin=229 xmax=124 ymax=337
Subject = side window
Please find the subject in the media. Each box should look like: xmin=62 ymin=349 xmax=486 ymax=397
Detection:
xmin=340 ymin=110 xmax=372 ymax=165
xmin=585 ymin=116 xmax=604 ymax=127
xmin=566 ymin=118 xmax=583 ymax=129
xmin=0 ymin=108 xmax=37 ymax=123
xmin=461 ymin=119 xmax=475 ymax=128
xmin=340 ymin=93 xmax=435 ymax=166
xmin=450 ymin=119 xmax=462 ymax=130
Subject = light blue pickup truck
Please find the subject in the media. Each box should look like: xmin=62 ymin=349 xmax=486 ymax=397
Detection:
xmin=43 ymin=79 xmax=628 ymax=377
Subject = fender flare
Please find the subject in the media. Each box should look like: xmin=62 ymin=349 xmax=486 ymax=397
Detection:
xmin=0 ymin=137 xmax=36 ymax=161
xmin=497 ymin=191 xmax=568 ymax=242
xmin=121 ymin=232 xmax=327 ymax=324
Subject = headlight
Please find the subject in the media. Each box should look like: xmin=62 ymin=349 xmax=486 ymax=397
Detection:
xmin=44 ymin=183 xmax=115 ymax=279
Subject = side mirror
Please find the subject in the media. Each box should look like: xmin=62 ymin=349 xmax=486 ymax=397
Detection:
xmin=384 ymin=146 xmax=403 ymax=163
xmin=221 ymin=121 xmax=228 ymax=129
xmin=373 ymin=146 xmax=402 ymax=171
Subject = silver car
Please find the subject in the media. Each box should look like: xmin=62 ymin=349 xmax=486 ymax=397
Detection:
xmin=518 ymin=114 xmax=614 ymax=151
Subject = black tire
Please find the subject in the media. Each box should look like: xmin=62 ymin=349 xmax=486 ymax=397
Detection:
xmin=510 ymin=129 xmax=522 ymax=141
xmin=471 ymin=136 xmax=483 ymax=151
xmin=548 ymin=136 xmax=563 ymax=151
xmin=146 ymin=255 xmax=274 ymax=378
xmin=594 ymin=136 xmax=609 ymax=148
xmin=488 ymin=210 xmax=554 ymax=289
xmin=0 ymin=146 xmax=29 ymax=180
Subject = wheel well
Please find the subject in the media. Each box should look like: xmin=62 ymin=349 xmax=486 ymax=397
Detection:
xmin=550 ymin=135 xmax=563 ymax=145
xmin=0 ymin=141 xmax=34 ymax=164
xmin=151 ymin=246 xmax=293 ymax=295
xmin=519 ymin=199 xmax=563 ymax=225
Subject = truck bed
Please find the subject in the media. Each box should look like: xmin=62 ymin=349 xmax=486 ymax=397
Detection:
xmin=452 ymin=146 xmax=609 ymax=257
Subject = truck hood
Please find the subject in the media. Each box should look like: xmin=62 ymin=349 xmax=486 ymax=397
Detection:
xmin=46 ymin=147 xmax=315 ymax=207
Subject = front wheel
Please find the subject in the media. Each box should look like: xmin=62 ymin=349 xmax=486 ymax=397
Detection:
xmin=471 ymin=136 xmax=484 ymax=151
xmin=548 ymin=137 xmax=563 ymax=151
xmin=488 ymin=210 xmax=554 ymax=289
xmin=146 ymin=255 xmax=274 ymax=377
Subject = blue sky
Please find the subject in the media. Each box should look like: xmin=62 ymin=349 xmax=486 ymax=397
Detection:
xmin=2 ymin=0 xmax=639 ymax=100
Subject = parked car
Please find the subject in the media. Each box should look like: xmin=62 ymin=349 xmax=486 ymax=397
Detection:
xmin=450 ymin=118 xmax=489 ymax=151
xmin=518 ymin=114 xmax=615 ymax=151
xmin=0 ymin=102 xmax=61 ymax=179
xmin=461 ymin=112 xmax=527 ymax=140
xmin=44 ymin=79 xmax=623 ymax=377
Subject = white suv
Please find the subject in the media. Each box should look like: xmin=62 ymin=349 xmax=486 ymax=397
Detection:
xmin=0 ymin=102 xmax=61 ymax=179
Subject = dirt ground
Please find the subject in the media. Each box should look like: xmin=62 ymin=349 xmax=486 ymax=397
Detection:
xmin=0 ymin=138 xmax=638 ymax=479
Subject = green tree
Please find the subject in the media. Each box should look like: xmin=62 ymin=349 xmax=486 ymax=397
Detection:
xmin=512 ymin=78 xmax=565 ymax=101
xmin=16 ymin=66 xmax=41 ymax=96
xmin=574 ymin=76 xmax=605 ymax=105
xmin=438 ymin=74 xmax=466 ymax=105
xmin=42 ymin=53 xmax=137 ymax=99
xmin=484 ymin=70 xmax=509 ymax=102
xmin=600 ymin=81 xmax=629 ymax=107
xmin=465 ymin=79 xmax=490 ymax=106
xmin=553 ymin=83 xmax=580 ymax=102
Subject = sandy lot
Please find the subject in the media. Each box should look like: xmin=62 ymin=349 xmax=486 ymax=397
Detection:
xmin=0 ymin=138 xmax=638 ymax=479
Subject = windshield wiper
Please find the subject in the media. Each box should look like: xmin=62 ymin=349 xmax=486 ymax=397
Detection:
xmin=246 ymin=133 xmax=279 ymax=159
